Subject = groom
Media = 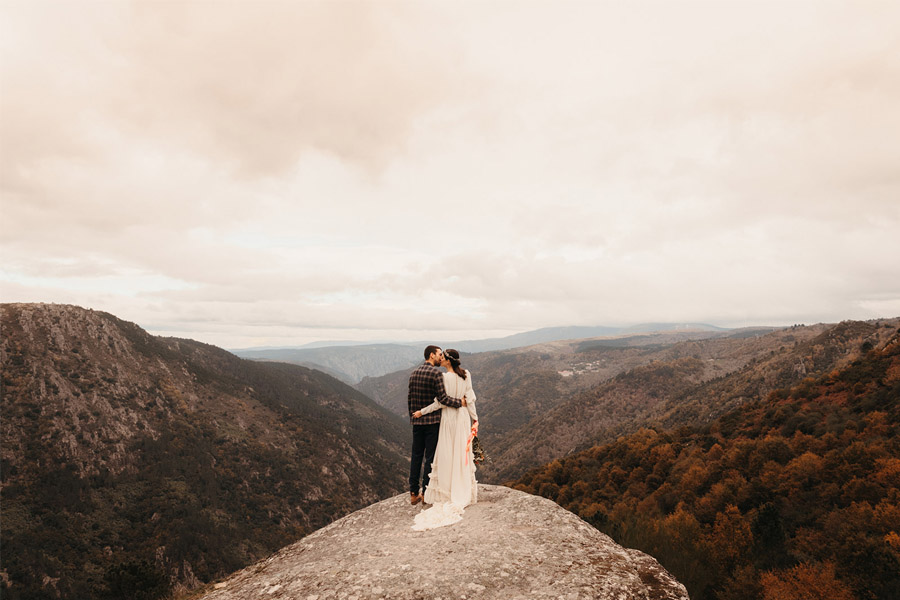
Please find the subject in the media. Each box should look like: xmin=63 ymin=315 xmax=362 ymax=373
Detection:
xmin=408 ymin=345 xmax=466 ymax=505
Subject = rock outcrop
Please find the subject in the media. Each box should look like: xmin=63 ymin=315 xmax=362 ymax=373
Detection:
xmin=199 ymin=484 xmax=688 ymax=600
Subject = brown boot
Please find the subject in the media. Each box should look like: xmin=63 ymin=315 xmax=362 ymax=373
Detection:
xmin=410 ymin=493 xmax=422 ymax=505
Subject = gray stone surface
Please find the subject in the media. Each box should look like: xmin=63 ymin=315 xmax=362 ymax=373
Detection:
xmin=198 ymin=485 xmax=688 ymax=600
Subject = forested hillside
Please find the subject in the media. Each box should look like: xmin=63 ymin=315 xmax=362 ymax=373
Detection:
xmin=489 ymin=319 xmax=898 ymax=481
xmin=0 ymin=304 xmax=408 ymax=600
xmin=513 ymin=328 xmax=900 ymax=600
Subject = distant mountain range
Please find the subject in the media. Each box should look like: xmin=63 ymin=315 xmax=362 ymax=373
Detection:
xmin=233 ymin=344 xmax=424 ymax=384
xmin=233 ymin=323 xmax=736 ymax=383
xmin=0 ymin=303 xmax=408 ymax=600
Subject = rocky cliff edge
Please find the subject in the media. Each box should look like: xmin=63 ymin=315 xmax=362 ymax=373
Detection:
xmin=198 ymin=484 xmax=688 ymax=600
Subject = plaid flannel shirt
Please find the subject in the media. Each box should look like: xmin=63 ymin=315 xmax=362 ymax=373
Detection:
xmin=407 ymin=362 xmax=462 ymax=425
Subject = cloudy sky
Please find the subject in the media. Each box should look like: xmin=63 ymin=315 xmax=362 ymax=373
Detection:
xmin=2 ymin=1 xmax=899 ymax=349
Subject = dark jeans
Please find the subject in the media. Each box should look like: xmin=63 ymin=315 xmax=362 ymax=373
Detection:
xmin=409 ymin=423 xmax=440 ymax=495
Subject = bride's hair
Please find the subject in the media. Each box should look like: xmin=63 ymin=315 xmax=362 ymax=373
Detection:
xmin=444 ymin=349 xmax=467 ymax=379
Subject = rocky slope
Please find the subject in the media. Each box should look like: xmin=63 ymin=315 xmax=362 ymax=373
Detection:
xmin=193 ymin=484 xmax=688 ymax=600
xmin=0 ymin=303 xmax=409 ymax=600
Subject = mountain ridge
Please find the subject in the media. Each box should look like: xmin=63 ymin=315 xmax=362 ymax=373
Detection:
xmin=232 ymin=323 xmax=744 ymax=383
xmin=1 ymin=303 xmax=409 ymax=600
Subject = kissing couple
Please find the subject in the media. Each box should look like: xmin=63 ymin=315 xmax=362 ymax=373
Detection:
xmin=407 ymin=345 xmax=480 ymax=530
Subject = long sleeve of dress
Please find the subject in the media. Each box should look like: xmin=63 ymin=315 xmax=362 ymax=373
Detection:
xmin=465 ymin=372 xmax=478 ymax=422
xmin=418 ymin=399 xmax=442 ymax=416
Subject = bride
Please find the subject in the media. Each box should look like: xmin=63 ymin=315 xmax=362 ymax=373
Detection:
xmin=411 ymin=348 xmax=479 ymax=531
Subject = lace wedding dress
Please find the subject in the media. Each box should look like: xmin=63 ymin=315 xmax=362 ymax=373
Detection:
xmin=413 ymin=370 xmax=479 ymax=531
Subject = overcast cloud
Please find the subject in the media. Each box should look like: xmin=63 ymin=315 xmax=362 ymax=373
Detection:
xmin=2 ymin=0 xmax=899 ymax=348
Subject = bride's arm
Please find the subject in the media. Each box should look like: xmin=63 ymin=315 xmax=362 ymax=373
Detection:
xmin=465 ymin=372 xmax=478 ymax=423
xmin=415 ymin=399 xmax=442 ymax=418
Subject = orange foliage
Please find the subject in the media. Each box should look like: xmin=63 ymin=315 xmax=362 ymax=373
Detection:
xmin=760 ymin=562 xmax=855 ymax=600
xmin=885 ymin=531 xmax=900 ymax=552
xmin=679 ymin=463 xmax=708 ymax=493
xmin=884 ymin=359 xmax=900 ymax=384
xmin=513 ymin=335 xmax=900 ymax=600
xmin=709 ymin=505 xmax=753 ymax=567
xmin=663 ymin=503 xmax=702 ymax=544
xmin=780 ymin=451 xmax=824 ymax=493
xmin=873 ymin=457 xmax=900 ymax=487
xmin=864 ymin=411 xmax=891 ymax=436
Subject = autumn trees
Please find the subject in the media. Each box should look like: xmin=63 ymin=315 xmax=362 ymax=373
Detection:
xmin=513 ymin=333 xmax=900 ymax=599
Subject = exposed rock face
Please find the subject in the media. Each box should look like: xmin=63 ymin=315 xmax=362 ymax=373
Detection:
xmin=199 ymin=484 xmax=688 ymax=600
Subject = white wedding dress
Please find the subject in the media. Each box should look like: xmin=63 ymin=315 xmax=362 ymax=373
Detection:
xmin=412 ymin=370 xmax=479 ymax=531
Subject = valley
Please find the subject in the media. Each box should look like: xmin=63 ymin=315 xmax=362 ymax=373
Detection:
xmin=3 ymin=303 xmax=896 ymax=600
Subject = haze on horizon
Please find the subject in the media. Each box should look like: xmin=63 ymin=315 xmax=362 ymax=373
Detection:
xmin=2 ymin=1 xmax=899 ymax=350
